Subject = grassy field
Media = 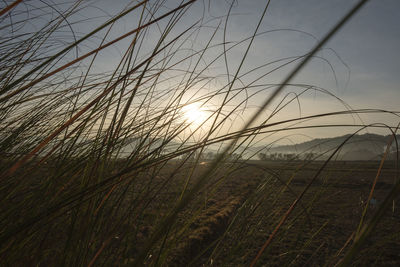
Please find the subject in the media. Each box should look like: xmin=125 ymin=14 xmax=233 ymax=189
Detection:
xmin=1 ymin=0 xmax=399 ymax=266
xmin=146 ymin=160 xmax=400 ymax=266
xmin=2 ymin=159 xmax=399 ymax=265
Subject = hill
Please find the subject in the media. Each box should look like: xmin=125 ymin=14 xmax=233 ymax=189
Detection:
xmin=254 ymin=133 xmax=399 ymax=161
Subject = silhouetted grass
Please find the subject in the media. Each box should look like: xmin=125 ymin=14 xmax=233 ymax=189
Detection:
xmin=1 ymin=0 xmax=399 ymax=266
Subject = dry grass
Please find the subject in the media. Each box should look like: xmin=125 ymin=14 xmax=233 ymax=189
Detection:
xmin=1 ymin=0 xmax=399 ymax=265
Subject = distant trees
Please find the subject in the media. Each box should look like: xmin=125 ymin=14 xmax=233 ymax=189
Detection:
xmin=283 ymin=153 xmax=297 ymax=161
xmin=258 ymin=152 xmax=283 ymax=161
xmin=258 ymin=153 xmax=268 ymax=161
xmin=258 ymin=152 xmax=301 ymax=161
xmin=229 ymin=153 xmax=242 ymax=161
xmin=184 ymin=151 xmax=242 ymax=161
xmin=304 ymin=152 xmax=316 ymax=161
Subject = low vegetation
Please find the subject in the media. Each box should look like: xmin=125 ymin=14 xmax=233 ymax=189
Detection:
xmin=0 ymin=0 xmax=399 ymax=266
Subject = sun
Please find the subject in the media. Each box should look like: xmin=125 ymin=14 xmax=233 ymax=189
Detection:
xmin=182 ymin=103 xmax=207 ymax=125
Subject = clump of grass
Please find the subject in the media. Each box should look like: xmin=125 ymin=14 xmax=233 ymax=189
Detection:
xmin=1 ymin=0 xmax=399 ymax=265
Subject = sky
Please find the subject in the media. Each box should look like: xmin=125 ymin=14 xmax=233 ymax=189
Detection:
xmin=206 ymin=1 xmax=400 ymax=116
xmin=91 ymin=0 xmax=400 ymax=143
xmin=4 ymin=0 xmax=399 ymax=144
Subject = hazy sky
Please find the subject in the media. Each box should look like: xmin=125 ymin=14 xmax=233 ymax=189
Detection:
xmin=88 ymin=0 xmax=400 ymax=142
xmin=7 ymin=0 xmax=399 ymax=143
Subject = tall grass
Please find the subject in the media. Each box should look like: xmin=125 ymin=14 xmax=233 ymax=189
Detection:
xmin=1 ymin=0 xmax=399 ymax=265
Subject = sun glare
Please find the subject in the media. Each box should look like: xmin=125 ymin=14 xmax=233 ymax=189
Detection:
xmin=182 ymin=103 xmax=207 ymax=126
